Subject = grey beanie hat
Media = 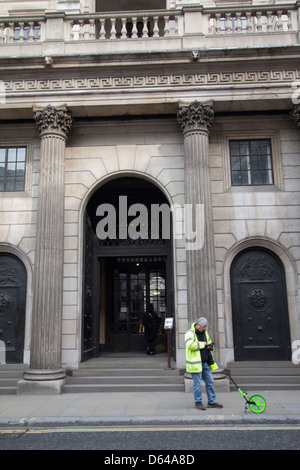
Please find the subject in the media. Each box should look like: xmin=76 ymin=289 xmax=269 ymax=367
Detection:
xmin=196 ymin=317 xmax=208 ymax=326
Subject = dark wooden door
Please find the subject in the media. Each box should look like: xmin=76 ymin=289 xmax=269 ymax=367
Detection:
xmin=231 ymin=248 xmax=291 ymax=361
xmin=0 ymin=253 xmax=27 ymax=363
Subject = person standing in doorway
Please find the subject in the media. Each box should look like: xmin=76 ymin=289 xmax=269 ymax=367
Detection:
xmin=185 ymin=317 xmax=223 ymax=410
xmin=143 ymin=303 xmax=161 ymax=355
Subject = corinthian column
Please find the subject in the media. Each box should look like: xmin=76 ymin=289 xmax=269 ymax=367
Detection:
xmin=20 ymin=105 xmax=72 ymax=394
xmin=177 ymin=101 xmax=218 ymax=346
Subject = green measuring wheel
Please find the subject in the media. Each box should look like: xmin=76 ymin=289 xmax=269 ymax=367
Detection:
xmin=248 ymin=395 xmax=267 ymax=414
xmin=221 ymin=372 xmax=267 ymax=414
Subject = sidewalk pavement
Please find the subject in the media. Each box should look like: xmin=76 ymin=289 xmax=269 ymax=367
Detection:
xmin=0 ymin=389 xmax=300 ymax=428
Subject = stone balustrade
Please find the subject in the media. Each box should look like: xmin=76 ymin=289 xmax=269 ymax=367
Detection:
xmin=69 ymin=12 xmax=179 ymax=40
xmin=207 ymin=8 xmax=294 ymax=35
xmin=0 ymin=4 xmax=298 ymax=49
xmin=0 ymin=19 xmax=41 ymax=43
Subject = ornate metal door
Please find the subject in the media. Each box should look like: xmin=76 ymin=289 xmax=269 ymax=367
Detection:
xmin=231 ymin=248 xmax=291 ymax=361
xmin=0 ymin=253 xmax=27 ymax=363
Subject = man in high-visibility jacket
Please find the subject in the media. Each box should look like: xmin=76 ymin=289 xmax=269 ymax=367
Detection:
xmin=185 ymin=317 xmax=223 ymax=411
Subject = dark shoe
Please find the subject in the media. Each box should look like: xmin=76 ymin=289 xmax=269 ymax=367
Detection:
xmin=207 ymin=402 xmax=223 ymax=408
xmin=195 ymin=402 xmax=206 ymax=411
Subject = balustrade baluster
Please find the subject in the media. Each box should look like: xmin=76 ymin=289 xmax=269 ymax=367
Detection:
xmin=225 ymin=13 xmax=232 ymax=33
xmin=215 ymin=14 xmax=221 ymax=34
xmin=70 ymin=20 xmax=75 ymax=40
xmin=84 ymin=21 xmax=90 ymax=40
xmin=89 ymin=19 xmax=95 ymax=39
xmin=208 ymin=14 xmax=212 ymax=34
xmin=110 ymin=18 xmax=117 ymax=39
xmin=0 ymin=23 xmax=5 ymax=42
xmin=266 ymin=11 xmax=273 ymax=31
xmin=78 ymin=20 xmax=84 ymax=40
xmin=174 ymin=15 xmax=178 ymax=36
xmin=236 ymin=12 xmax=242 ymax=33
xmin=28 ymin=21 xmax=34 ymax=42
xmin=246 ymin=12 xmax=253 ymax=32
xmin=19 ymin=22 xmax=24 ymax=42
xmin=287 ymin=10 xmax=292 ymax=30
xmin=132 ymin=17 xmax=138 ymax=38
xmin=276 ymin=11 xmax=283 ymax=30
xmin=8 ymin=22 xmax=14 ymax=43
xmin=164 ymin=16 xmax=170 ymax=36
xmin=99 ymin=18 xmax=106 ymax=39
xmin=256 ymin=12 xmax=263 ymax=32
xmin=121 ymin=18 xmax=127 ymax=38
xmin=153 ymin=16 xmax=159 ymax=37
xmin=37 ymin=21 xmax=41 ymax=41
xmin=142 ymin=17 xmax=148 ymax=37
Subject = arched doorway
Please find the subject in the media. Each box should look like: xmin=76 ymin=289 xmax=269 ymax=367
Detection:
xmin=82 ymin=177 xmax=174 ymax=360
xmin=230 ymin=247 xmax=291 ymax=361
xmin=0 ymin=253 xmax=27 ymax=363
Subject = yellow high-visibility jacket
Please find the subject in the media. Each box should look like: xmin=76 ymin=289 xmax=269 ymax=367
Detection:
xmin=185 ymin=323 xmax=218 ymax=373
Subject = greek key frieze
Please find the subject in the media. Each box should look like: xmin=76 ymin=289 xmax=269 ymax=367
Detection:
xmin=3 ymin=69 xmax=300 ymax=95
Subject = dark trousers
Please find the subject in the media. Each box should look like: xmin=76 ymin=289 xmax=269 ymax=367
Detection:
xmin=146 ymin=339 xmax=155 ymax=354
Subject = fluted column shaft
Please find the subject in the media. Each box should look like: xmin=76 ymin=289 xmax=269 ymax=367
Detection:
xmin=177 ymin=101 xmax=218 ymax=344
xmin=24 ymin=105 xmax=72 ymax=382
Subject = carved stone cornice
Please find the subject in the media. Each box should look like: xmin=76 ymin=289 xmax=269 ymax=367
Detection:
xmin=33 ymin=104 xmax=72 ymax=139
xmin=291 ymin=103 xmax=300 ymax=130
xmin=177 ymin=100 xmax=214 ymax=135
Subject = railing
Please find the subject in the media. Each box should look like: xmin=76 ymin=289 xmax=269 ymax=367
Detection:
xmin=207 ymin=7 xmax=294 ymax=35
xmin=69 ymin=12 xmax=179 ymax=40
xmin=0 ymin=19 xmax=41 ymax=43
xmin=0 ymin=4 xmax=298 ymax=45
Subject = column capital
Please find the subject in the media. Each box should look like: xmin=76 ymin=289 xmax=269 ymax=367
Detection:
xmin=33 ymin=104 xmax=72 ymax=139
xmin=291 ymin=103 xmax=300 ymax=130
xmin=177 ymin=100 xmax=214 ymax=135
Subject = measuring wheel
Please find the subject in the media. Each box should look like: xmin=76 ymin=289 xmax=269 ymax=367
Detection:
xmin=248 ymin=395 xmax=266 ymax=414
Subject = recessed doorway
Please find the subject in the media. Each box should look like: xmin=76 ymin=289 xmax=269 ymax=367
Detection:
xmin=82 ymin=177 xmax=174 ymax=361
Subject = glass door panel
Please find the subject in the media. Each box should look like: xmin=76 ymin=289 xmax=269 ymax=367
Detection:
xmin=108 ymin=263 xmax=167 ymax=352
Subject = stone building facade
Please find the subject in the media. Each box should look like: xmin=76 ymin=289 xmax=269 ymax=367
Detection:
xmin=0 ymin=0 xmax=299 ymax=393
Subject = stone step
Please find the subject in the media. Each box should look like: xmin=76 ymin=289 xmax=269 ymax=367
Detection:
xmin=63 ymin=365 xmax=185 ymax=393
xmin=0 ymin=387 xmax=17 ymax=395
xmin=64 ymin=375 xmax=184 ymax=385
xmin=226 ymin=361 xmax=300 ymax=370
xmin=224 ymin=368 xmax=300 ymax=376
xmin=62 ymin=383 xmax=185 ymax=393
xmin=67 ymin=368 xmax=183 ymax=377
xmin=226 ymin=375 xmax=300 ymax=385
xmin=0 ymin=365 xmax=27 ymax=395
xmin=225 ymin=361 xmax=300 ymax=391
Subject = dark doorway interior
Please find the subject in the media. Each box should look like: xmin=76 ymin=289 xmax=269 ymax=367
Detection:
xmin=96 ymin=0 xmax=166 ymax=12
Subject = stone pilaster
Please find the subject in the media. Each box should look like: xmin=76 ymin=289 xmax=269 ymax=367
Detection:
xmin=177 ymin=101 xmax=218 ymax=348
xmin=20 ymin=105 xmax=72 ymax=394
